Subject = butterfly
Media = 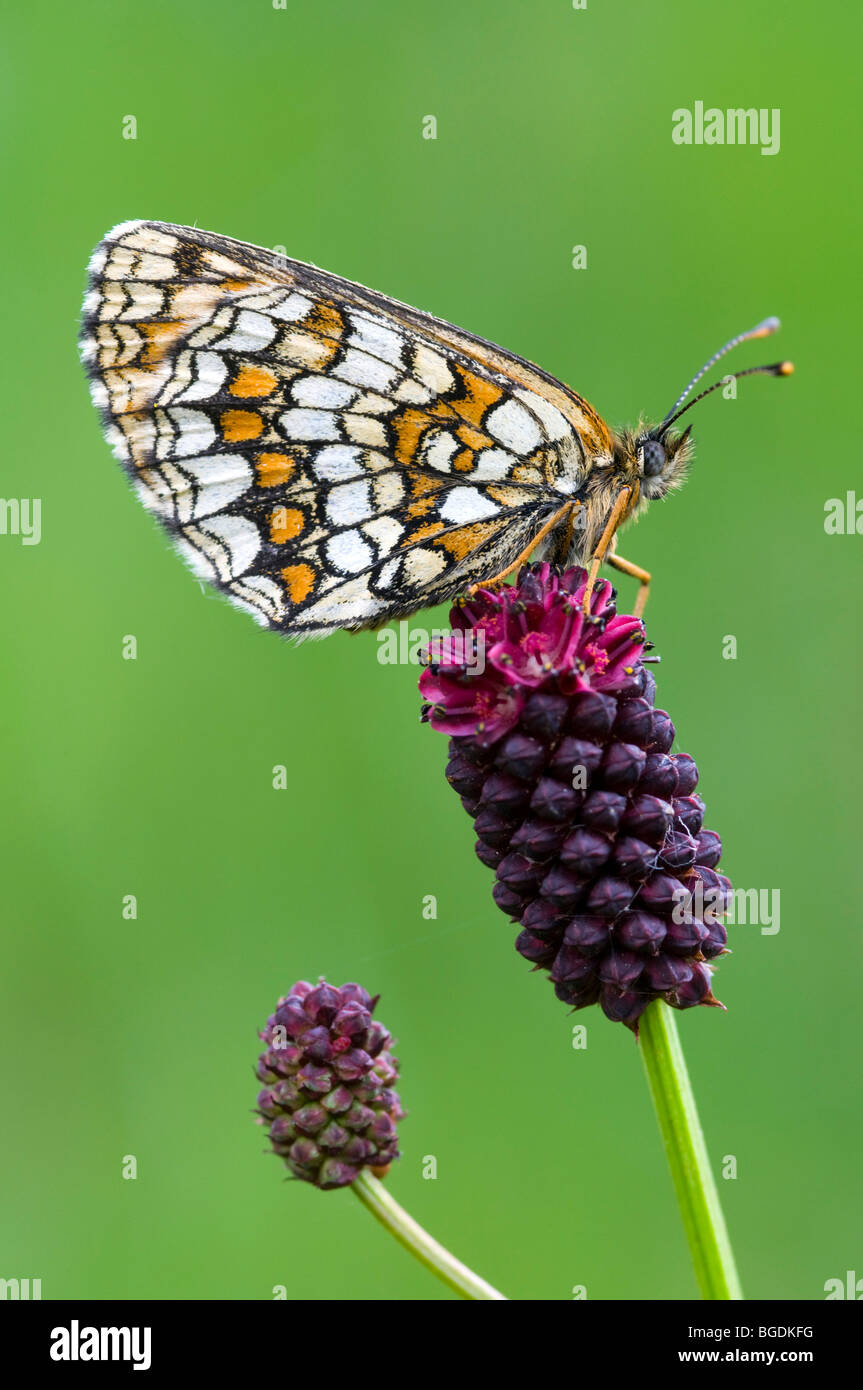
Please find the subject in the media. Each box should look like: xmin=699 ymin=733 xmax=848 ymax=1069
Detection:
xmin=80 ymin=221 xmax=792 ymax=636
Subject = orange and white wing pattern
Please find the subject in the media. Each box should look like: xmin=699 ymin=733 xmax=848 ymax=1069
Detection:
xmin=80 ymin=221 xmax=613 ymax=637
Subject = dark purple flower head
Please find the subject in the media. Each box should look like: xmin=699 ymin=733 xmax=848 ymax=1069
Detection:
xmin=420 ymin=563 xmax=646 ymax=746
xmin=256 ymin=979 xmax=404 ymax=1188
xmin=420 ymin=564 xmax=730 ymax=1033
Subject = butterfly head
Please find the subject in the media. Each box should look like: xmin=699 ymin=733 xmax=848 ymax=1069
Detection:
xmin=612 ymin=317 xmax=793 ymax=503
xmin=611 ymin=424 xmax=694 ymax=501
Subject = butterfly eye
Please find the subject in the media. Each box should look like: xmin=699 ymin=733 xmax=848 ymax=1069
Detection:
xmin=640 ymin=439 xmax=666 ymax=477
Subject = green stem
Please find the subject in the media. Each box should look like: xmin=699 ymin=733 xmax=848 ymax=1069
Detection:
xmin=352 ymin=1169 xmax=507 ymax=1300
xmin=639 ymin=999 xmax=743 ymax=1300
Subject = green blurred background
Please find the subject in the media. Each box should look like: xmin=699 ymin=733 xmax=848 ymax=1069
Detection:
xmin=2 ymin=0 xmax=860 ymax=1301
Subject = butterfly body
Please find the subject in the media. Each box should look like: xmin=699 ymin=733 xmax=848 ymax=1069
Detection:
xmin=80 ymin=222 xmax=776 ymax=637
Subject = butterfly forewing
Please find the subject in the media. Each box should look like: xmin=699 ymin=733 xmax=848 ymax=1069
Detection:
xmin=81 ymin=221 xmax=610 ymax=636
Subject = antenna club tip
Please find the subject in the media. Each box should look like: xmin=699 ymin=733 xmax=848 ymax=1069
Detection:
xmin=753 ymin=316 xmax=781 ymax=338
xmin=779 ymin=360 xmax=794 ymax=375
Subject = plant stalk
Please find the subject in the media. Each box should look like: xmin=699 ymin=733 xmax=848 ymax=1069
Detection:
xmin=352 ymin=1169 xmax=507 ymax=1300
xmin=639 ymin=999 xmax=743 ymax=1300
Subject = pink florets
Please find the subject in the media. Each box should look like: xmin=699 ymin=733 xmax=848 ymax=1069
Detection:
xmin=419 ymin=564 xmax=646 ymax=747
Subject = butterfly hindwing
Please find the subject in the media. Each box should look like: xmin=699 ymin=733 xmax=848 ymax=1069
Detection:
xmin=81 ymin=221 xmax=610 ymax=636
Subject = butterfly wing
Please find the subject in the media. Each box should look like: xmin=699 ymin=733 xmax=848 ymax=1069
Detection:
xmin=80 ymin=221 xmax=612 ymax=636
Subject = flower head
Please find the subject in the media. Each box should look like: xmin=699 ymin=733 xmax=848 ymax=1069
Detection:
xmin=421 ymin=564 xmax=645 ymax=745
xmin=420 ymin=564 xmax=731 ymax=1031
xmin=255 ymin=979 xmax=404 ymax=1188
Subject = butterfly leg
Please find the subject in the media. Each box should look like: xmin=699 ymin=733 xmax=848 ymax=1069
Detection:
xmin=581 ymin=487 xmax=632 ymax=613
xmin=606 ymin=542 xmax=651 ymax=619
xmin=467 ymin=500 xmax=575 ymax=595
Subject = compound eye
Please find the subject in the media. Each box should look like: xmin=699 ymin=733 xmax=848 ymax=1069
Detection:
xmin=641 ymin=439 xmax=666 ymax=478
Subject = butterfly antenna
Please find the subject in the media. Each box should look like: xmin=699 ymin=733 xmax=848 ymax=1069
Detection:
xmin=659 ymin=360 xmax=794 ymax=435
xmin=660 ymin=317 xmax=782 ymax=427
